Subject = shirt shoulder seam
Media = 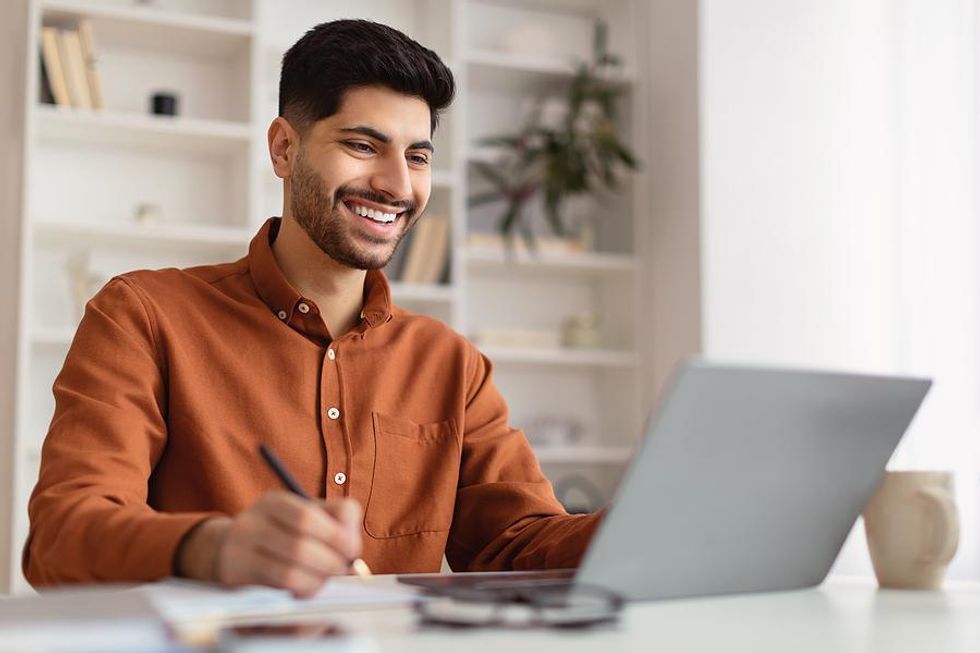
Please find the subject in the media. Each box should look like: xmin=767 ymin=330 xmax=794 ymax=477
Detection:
xmin=114 ymin=276 xmax=166 ymax=370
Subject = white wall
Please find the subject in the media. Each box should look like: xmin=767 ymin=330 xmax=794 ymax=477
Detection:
xmin=698 ymin=0 xmax=979 ymax=579
xmin=701 ymin=0 xmax=901 ymax=374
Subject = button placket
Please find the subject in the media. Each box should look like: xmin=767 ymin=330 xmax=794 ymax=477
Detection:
xmin=320 ymin=344 xmax=349 ymax=498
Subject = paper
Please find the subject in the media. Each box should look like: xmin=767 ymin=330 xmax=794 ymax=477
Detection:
xmin=146 ymin=578 xmax=420 ymax=627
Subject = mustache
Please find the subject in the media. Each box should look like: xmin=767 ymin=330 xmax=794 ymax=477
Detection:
xmin=334 ymin=185 xmax=418 ymax=217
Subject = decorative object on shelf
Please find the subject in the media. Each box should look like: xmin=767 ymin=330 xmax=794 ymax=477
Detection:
xmin=554 ymin=473 xmax=605 ymax=514
xmin=561 ymin=311 xmax=600 ymax=349
xmin=65 ymin=251 xmax=106 ymax=320
xmin=133 ymin=202 xmax=162 ymax=224
xmin=151 ymin=91 xmax=180 ymax=117
xmin=468 ymin=19 xmax=637 ymax=248
xmin=527 ymin=416 xmax=585 ymax=448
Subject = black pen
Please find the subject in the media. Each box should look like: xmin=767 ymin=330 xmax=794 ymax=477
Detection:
xmin=258 ymin=443 xmax=372 ymax=578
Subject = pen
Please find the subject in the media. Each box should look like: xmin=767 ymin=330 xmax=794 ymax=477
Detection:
xmin=259 ymin=443 xmax=373 ymax=579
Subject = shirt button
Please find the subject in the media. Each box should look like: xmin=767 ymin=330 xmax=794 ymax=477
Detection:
xmin=334 ymin=472 xmax=347 ymax=485
xmin=277 ymin=310 xmax=287 ymax=320
xmin=327 ymin=407 xmax=340 ymax=420
xmin=327 ymin=348 xmax=336 ymax=361
xmin=297 ymin=302 xmax=310 ymax=314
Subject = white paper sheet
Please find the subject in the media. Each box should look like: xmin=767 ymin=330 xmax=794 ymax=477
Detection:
xmin=146 ymin=578 xmax=420 ymax=627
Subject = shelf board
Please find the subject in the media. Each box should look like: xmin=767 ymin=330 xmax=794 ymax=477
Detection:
xmin=34 ymin=105 xmax=251 ymax=156
xmin=532 ymin=444 xmax=633 ymax=464
xmin=389 ymin=282 xmax=456 ymax=304
xmin=33 ymin=219 xmax=253 ymax=250
xmin=466 ymin=246 xmax=636 ymax=275
xmin=467 ymin=49 xmax=633 ymax=93
xmin=480 ymin=345 xmax=638 ymax=367
xmin=41 ymin=0 xmax=253 ymax=58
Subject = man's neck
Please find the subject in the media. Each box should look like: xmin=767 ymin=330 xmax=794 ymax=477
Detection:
xmin=271 ymin=216 xmax=367 ymax=339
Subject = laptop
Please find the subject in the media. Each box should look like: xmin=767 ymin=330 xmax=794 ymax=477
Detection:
xmin=400 ymin=360 xmax=931 ymax=601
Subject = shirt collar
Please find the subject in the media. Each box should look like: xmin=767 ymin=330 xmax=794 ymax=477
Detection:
xmin=248 ymin=217 xmax=393 ymax=330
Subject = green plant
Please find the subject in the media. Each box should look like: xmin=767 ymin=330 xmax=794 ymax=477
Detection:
xmin=468 ymin=20 xmax=638 ymax=247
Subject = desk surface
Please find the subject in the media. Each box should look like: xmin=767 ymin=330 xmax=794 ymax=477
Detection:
xmin=4 ymin=576 xmax=980 ymax=652
xmin=276 ymin=576 xmax=980 ymax=653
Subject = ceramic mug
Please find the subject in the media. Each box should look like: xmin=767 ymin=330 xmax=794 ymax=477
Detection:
xmin=863 ymin=471 xmax=959 ymax=590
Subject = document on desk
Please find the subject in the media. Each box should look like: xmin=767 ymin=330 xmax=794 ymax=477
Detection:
xmin=146 ymin=577 xmax=421 ymax=627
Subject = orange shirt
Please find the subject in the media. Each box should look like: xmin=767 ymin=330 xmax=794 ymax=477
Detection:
xmin=24 ymin=218 xmax=598 ymax=586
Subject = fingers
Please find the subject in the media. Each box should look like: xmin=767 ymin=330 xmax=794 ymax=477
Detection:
xmin=251 ymin=518 xmax=350 ymax=578
xmin=214 ymin=492 xmax=365 ymax=597
xmin=261 ymin=494 xmax=361 ymax=561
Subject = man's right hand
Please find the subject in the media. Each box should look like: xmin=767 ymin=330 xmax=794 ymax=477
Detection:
xmin=176 ymin=491 xmax=363 ymax=598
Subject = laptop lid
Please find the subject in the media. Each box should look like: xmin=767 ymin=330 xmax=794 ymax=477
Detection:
xmin=577 ymin=360 xmax=931 ymax=601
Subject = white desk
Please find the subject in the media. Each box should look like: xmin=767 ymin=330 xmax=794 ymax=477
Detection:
xmin=277 ymin=576 xmax=980 ymax=653
xmin=4 ymin=577 xmax=979 ymax=652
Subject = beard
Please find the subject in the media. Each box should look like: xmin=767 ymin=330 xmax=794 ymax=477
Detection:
xmin=289 ymin=152 xmax=419 ymax=270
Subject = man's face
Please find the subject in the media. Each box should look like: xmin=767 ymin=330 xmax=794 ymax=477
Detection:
xmin=288 ymin=85 xmax=433 ymax=270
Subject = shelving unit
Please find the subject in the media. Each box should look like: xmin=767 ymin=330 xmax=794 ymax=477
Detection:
xmin=4 ymin=0 xmax=650 ymax=593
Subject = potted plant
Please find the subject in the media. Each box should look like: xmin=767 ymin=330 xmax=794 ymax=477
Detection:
xmin=468 ymin=20 xmax=638 ymax=249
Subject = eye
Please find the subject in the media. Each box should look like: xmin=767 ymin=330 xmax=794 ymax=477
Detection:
xmin=408 ymin=152 xmax=431 ymax=166
xmin=345 ymin=141 xmax=375 ymax=154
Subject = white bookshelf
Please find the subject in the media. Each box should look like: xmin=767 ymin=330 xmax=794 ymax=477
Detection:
xmin=4 ymin=0 xmax=651 ymax=593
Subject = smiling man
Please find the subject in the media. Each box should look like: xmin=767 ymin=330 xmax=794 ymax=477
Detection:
xmin=23 ymin=20 xmax=600 ymax=596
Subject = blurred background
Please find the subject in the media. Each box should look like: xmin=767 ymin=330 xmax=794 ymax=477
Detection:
xmin=0 ymin=0 xmax=976 ymax=594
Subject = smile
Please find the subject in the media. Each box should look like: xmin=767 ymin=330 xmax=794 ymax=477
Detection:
xmin=343 ymin=200 xmax=403 ymax=224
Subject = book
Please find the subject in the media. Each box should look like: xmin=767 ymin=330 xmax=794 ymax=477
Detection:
xmin=77 ymin=20 xmax=105 ymax=110
xmin=38 ymin=54 xmax=55 ymax=105
xmin=400 ymin=215 xmax=450 ymax=284
xmin=399 ymin=218 xmax=436 ymax=283
xmin=417 ymin=214 xmax=450 ymax=283
xmin=39 ymin=27 xmax=70 ymax=107
xmin=58 ymin=29 xmax=92 ymax=109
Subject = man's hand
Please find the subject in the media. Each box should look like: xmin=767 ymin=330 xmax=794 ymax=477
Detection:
xmin=176 ymin=492 xmax=363 ymax=598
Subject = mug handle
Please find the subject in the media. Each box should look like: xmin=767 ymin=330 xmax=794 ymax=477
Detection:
xmin=916 ymin=487 xmax=959 ymax=565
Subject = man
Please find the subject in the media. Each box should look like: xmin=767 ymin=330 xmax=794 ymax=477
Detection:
xmin=24 ymin=20 xmax=599 ymax=597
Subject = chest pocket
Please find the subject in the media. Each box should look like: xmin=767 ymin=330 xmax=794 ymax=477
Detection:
xmin=365 ymin=412 xmax=461 ymax=538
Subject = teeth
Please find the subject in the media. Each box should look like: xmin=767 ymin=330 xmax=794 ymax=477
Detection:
xmin=350 ymin=203 xmax=396 ymax=223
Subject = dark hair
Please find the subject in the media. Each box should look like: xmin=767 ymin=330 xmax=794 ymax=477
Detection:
xmin=279 ymin=19 xmax=455 ymax=135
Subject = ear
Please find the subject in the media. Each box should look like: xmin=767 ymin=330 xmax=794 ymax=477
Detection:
xmin=268 ymin=116 xmax=300 ymax=179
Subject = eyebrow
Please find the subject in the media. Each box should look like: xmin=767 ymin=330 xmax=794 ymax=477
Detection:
xmin=339 ymin=126 xmax=434 ymax=152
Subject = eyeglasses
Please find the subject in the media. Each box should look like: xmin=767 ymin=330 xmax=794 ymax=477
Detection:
xmin=414 ymin=583 xmax=623 ymax=629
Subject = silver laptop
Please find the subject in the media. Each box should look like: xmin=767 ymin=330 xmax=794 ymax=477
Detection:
xmin=401 ymin=360 xmax=931 ymax=601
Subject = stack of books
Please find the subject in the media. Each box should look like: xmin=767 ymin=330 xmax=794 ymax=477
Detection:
xmin=39 ymin=20 xmax=104 ymax=110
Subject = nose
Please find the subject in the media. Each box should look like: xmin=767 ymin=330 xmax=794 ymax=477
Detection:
xmin=370 ymin=152 xmax=413 ymax=202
